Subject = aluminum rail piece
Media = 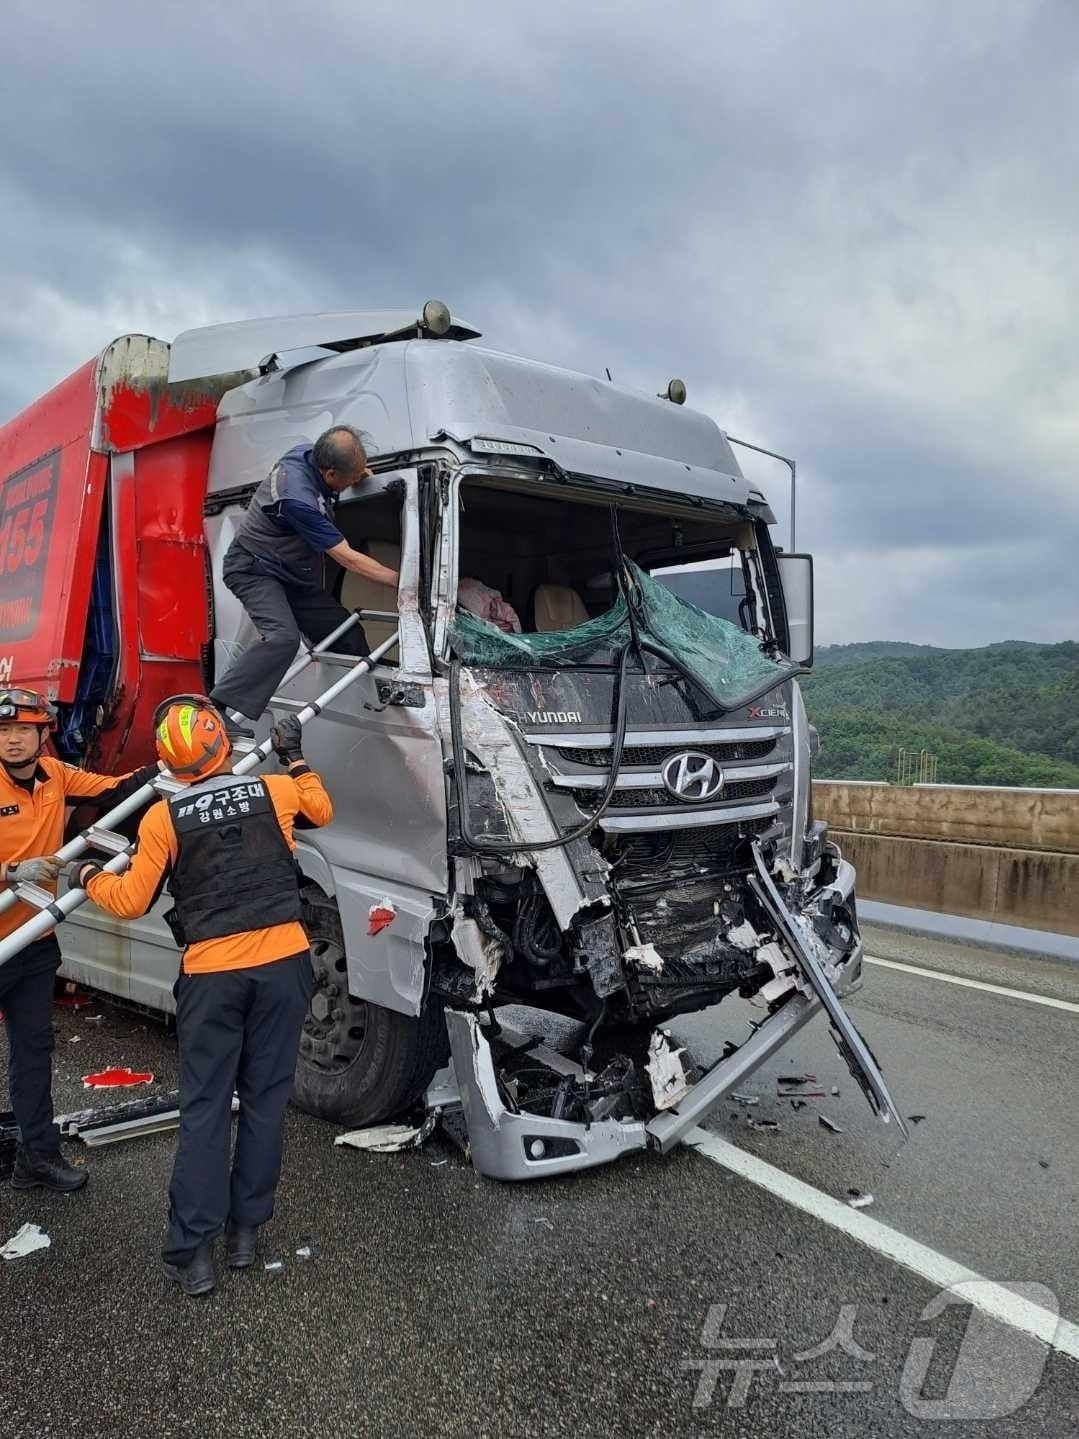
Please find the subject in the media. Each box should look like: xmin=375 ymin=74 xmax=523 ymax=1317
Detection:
xmin=0 ymin=610 xmax=370 ymax=924
xmin=748 ymin=843 xmax=908 ymax=1138
xmin=0 ymin=629 xmax=399 ymax=968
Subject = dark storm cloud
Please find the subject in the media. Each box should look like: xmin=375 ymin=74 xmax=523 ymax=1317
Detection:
xmin=2 ymin=0 xmax=1077 ymax=644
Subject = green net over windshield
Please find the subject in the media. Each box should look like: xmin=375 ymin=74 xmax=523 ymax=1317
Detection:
xmin=450 ymin=561 xmax=796 ymax=711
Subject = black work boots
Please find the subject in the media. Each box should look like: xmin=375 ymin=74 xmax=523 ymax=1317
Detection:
xmin=11 ymin=1146 xmax=89 ymax=1193
xmin=225 ymin=1223 xmax=259 ymax=1269
xmin=163 ymin=1242 xmax=217 ymax=1297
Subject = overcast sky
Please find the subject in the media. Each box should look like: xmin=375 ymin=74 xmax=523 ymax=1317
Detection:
xmin=2 ymin=0 xmax=1076 ymax=648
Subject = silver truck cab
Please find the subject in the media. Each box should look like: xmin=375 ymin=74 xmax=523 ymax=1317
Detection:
xmin=63 ymin=306 xmax=904 ymax=1178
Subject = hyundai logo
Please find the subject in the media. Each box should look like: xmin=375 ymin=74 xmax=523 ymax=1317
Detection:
xmin=661 ymin=751 xmax=725 ymax=802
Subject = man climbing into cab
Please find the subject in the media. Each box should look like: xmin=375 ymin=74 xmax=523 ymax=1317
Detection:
xmin=209 ymin=425 xmax=398 ymax=741
xmin=0 ymin=688 xmax=158 ymax=1193
xmin=65 ymin=696 xmax=332 ymax=1296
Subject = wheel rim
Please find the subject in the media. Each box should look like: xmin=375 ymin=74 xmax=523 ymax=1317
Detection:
xmin=300 ymin=932 xmax=371 ymax=1077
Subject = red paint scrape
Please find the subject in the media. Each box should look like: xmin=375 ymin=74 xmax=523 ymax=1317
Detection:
xmin=368 ymin=902 xmax=397 ymax=937
xmin=82 ymin=1067 xmax=155 ymax=1089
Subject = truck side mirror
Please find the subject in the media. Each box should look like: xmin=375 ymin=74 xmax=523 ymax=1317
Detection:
xmin=776 ymin=553 xmax=813 ymax=666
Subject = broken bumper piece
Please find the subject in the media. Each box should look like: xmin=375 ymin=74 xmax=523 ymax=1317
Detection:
xmin=444 ymin=1010 xmax=648 ymax=1181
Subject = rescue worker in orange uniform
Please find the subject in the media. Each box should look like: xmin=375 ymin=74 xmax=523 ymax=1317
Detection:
xmin=0 ymin=688 xmax=158 ymax=1192
xmin=67 ymin=696 xmax=332 ymax=1297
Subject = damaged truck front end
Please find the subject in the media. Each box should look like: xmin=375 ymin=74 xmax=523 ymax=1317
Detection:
xmin=430 ymin=475 xmax=905 ymax=1179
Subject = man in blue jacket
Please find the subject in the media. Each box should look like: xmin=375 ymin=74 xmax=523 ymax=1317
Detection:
xmin=210 ymin=425 xmax=399 ymax=738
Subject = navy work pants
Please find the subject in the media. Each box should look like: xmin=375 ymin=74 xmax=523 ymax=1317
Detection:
xmin=210 ymin=547 xmax=368 ymax=721
xmin=0 ymin=936 xmax=62 ymax=1154
xmin=164 ymin=952 xmax=313 ymax=1266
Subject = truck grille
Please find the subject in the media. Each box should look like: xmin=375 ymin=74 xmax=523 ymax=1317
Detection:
xmin=560 ymin=738 xmax=777 ymax=767
xmin=574 ymin=775 xmax=778 ymax=809
xmin=615 ymin=817 xmax=773 ymax=869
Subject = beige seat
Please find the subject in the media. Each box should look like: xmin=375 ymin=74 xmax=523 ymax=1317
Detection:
xmin=339 ymin=541 xmax=401 ymax=662
xmin=533 ymin=583 xmax=589 ymax=633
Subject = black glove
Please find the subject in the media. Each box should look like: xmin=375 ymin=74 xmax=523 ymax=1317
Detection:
xmin=270 ymin=714 xmax=304 ymax=767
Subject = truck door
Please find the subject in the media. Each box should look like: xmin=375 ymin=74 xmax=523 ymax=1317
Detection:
xmin=224 ymin=470 xmax=448 ymax=1018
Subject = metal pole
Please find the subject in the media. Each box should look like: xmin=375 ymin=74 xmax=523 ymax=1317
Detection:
xmin=0 ymin=630 xmax=398 ymax=968
xmin=0 ymin=610 xmax=371 ymax=923
xmin=726 ymin=435 xmax=797 ymax=552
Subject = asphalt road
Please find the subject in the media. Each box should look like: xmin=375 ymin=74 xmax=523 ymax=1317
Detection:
xmin=2 ymin=923 xmax=1078 ymax=1437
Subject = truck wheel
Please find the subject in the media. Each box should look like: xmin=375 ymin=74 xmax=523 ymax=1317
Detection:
xmin=292 ymin=890 xmax=450 ymax=1127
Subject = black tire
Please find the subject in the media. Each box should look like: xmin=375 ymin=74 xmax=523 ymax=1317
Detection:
xmin=292 ymin=890 xmax=450 ymax=1127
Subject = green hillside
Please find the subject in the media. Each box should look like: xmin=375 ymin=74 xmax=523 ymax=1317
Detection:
xmin=803 ymin=641 xmax=1079 ymax=787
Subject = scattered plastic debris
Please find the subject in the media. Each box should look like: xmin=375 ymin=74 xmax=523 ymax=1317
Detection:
xmin=367 ymin=898 xmax=397 ymax=936
xmin=625 ymin=942 xmax=665 ymax=974
xmin=1039 ymin=1160 xmax=1050 ymax=1170
xmin=732 ymin=1092 xmax=760 ymax=1107
xmin=746 ymin=1117 xmax=780 ymax=1132
xmin=831 ymin=1086 xmax=840 ymax=1096
xmin=81 ymin=1067 xmax=154 ymax=1089
xmin=295 ymin=1246 xmax=313 ymax=1260
xmin=264 ymin=1259 xmax=285 ymax=1274
xmin=430 ymin=1159 xmax=449 ymax=1167
xmin=847 ymin=1189 xmax=874 ymax=1209
xmin=86 ymin=1014 xmax=104 ymax=1025
xmin=531 ymin=1217 xmax=554 ymax=1230
xmin=818 ymin=1114 xmax=843 ymax=1134
xmin=790 ymin=1099 xmax=808 ymax=1112
xmin=68 ymin=1035 xmax=81 ymax=1044
xmin=646 ymin=1030 xmax=691 ymax=1110
xmin=908 ymin=1114 xmax=926 ymax=1125
xmin=335 ymin=1112 xmax=439 ymax=1153
xmin=777 ymin=1074 xmax=817 ymax=1088
xmin=2 ymin=1222 xmax=51 ymax=1261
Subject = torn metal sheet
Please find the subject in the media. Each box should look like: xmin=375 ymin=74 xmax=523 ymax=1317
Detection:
xmin=451 ymin=909 xmax=505 ymax=1000
xmin=646 ymin=1031 xmax=691 ymax=1111
xmin=749 ymin=844 xmax=907 ymax=1139
xmin=2 ymin=1222 xmax=51 ymax=1261
xmin=436 ymin=673 xmax=594 ymax=929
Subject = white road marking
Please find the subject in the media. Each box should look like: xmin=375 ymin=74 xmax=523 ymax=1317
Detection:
xmin=685 ymin=1126 xmax=1079 ymax=1360
xmin=864 ymin=955 xmax=1079 ymax=1015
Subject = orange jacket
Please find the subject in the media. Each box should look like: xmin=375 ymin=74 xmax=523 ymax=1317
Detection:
xmin=85 ymin=768 xmax=333 ymax=974
xmin=0 ymin=756 xmax=152 ymax=942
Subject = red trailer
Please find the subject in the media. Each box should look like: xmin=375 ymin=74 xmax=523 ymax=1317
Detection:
xmin=0 ymin=337 xmax=241 ymax=770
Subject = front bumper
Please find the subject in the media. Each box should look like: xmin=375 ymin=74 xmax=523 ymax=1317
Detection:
xmin=441 ymin=845 xmax=903 ymax=1180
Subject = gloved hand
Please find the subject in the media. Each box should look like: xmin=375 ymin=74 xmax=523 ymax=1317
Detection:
xmin=6 ymin=855 xmax=62 ymax=887
xmin=57 ymin=859 xmax=100 ymax=889
xmin=270 ymin=714 xmax=304 ymax=767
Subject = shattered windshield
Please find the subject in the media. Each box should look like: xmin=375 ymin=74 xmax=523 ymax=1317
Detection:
xmin=451 ymin=559 xmax=796 ymax=712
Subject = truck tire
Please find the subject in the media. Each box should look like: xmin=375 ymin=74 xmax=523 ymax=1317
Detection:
xmin=292 ymin=890 xmax=450 ymax=1127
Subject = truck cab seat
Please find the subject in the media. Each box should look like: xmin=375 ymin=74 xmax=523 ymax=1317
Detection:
xmin=533 ymin=583 xmax=589 ymax=633
xmin=339 ymin=541 xmax=400 ymax=661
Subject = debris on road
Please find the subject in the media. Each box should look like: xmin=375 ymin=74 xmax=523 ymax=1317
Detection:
xmin=295 ymin=1246 xmax=313 ymax=1260
xmin=1039 ymin=1160 xmax=1050 ymax=1170
xmin=831 ymin=1086 xmax=840 ymax=1096
xmin=264 ymin=1259 xmax=285 ymax=1274
xmin=746 ymin=1117 xmax=780 ymax=1132
xmin=846 ymin=1189 xmax=874 ymax=1209
xmin=790 ymin=1099 xmax=808 ymax=1112
xmin=336 ymin=1110 xmax=440 ymax=1154
xmin=732 ymin=1092 xmax=760 ymax=1106
xmin=57 ymin=1091 xmax=186 ymax=1146
xmin=2 ymin=1222 xmax=51 ymax=1261
xmin=531 ymin=1217 xmax=555 ymax=1230
xmin=777 ymin=1074 xmax=817 ymax=1088
xmin=908 ymin=1114 xmax=926 ymax=1125
xmin=81 ymin=1067 xmax=154 ymax=1089
xmin=646 ymin=1030 xmax=691 ymax=1110
xmin=818 ymin=1114 xmax=843 ymax=1134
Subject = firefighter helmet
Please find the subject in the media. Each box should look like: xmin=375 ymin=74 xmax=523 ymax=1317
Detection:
xmin=153 ymin=694 xmax=232 ymax=781
xmin=0 ymin=687 xmax=58 ymax=729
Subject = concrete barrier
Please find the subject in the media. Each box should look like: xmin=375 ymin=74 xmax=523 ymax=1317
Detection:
xmin=814 ymin=780 xmax=1079 ymax=854
xmin=813 ymin=781 xmax=1079 ymax=936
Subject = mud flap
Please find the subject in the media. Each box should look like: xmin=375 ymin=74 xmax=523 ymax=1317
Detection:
xmin=749 ymin=844 xmax=909 ymax=1139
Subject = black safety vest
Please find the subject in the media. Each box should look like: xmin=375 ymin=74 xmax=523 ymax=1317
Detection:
xmin=165 ymin=774 xmax=303 ymax=945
